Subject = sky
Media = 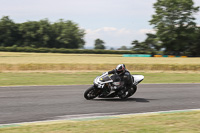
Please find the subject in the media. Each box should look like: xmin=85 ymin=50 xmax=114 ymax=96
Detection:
xmin=1 ymin=0 xmax=200 ymax=49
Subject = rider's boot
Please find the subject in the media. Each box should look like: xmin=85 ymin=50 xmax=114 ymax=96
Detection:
xmin=117 ymin=86 xmax=126 ymax=96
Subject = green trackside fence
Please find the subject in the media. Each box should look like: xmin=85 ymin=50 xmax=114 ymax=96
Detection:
xmin=123 ymin=54 xmax=152 ymax=57
xmin=123 ymin=54 xmax=187 ymax=57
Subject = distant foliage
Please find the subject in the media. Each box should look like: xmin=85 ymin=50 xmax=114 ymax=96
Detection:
xmin=94 ymin=38 xmax=105 ymax=49
xmin=132 ymin=33 xmax=162 ymax=54
xmin=149 ymin=0 xmax=200 ymax=56
xmin=131 ymin=0 xmax=200 ymax=56
xmin=118 ymin=46 xmax=129 ymax=50
xmin=0 ymin=16 xmax=85 ymax=49
xmin=0 ymin=16 xmax=19 ymax=47
xmin=0 ymin=46 xmax=151 ymax=54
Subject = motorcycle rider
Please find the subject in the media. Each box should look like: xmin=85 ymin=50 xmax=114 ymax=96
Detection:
xmin=102 ymin=64 xmax=133 ymax=97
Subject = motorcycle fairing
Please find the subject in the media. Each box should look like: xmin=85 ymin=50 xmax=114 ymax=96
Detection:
xmin=132 ymin=75 xmax=144 ymax=85
xmin=94 ymin=75 xmax=113 ymax=88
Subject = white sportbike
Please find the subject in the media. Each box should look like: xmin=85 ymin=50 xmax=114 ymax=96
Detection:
xmin=84 ymin=73 xmax=144 ymax=100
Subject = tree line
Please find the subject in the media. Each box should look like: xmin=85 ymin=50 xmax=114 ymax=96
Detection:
xmin=0 ymin=0 xmax=200 ymax=56
xmin=0 ymin=16 xmax=85 ymax=49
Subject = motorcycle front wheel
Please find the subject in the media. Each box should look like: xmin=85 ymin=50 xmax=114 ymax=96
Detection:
xmin=84 ymin=86 xmax=100 ymax=100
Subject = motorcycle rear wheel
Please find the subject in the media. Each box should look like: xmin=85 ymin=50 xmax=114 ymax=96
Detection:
xmin=118 ymin=85 xmax=137 ymax=99
xmin=127 ymin=85 xmax=137 ymax=97
xmin=84 ymin=86 xmax=100 ymax=100
xmin=118 ymin=90 xmax=129 ymax=99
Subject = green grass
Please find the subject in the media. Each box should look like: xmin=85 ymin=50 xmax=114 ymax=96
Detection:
xmin=0 ymin=72 xmax=199 ymax=86
xmin=1 ymin=111 xmax=200 ymax=133
xmin=1 ymin=52 xmax=199 ymax=132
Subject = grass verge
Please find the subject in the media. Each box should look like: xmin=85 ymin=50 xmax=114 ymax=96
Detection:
xmin=1 ymin=52 xmax=200 ymax=65
xmin=0 ymin=72 xmax=199 ymax=86
xmin=0 ymin=63 xmax=200 ymax=71
xmin=0 ymin=52 xmax=200 ymax=71
xmin=1 ymin=111 xmax=200 ymax=133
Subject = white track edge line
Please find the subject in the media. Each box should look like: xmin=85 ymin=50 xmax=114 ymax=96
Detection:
xmin=0 ymin=108 xmax=200 ymax=126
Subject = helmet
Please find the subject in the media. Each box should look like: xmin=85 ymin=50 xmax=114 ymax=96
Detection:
xmin=116 ymin=64 xmax=126 ymax=75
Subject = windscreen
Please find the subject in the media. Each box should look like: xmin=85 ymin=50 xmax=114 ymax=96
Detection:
xmin=100 ymin=75 xmax=112 ymax=82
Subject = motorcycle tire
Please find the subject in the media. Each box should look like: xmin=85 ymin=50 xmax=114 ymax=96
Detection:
xmin=128 ymin=85 xmax=137 ymax=97
xmin=84 ymin=86 xmax=100 ymax=100
xmin=118 ymin=85 xmax=137 ymax=99
xmin=118 ymin=90 xmax=129 ymax=99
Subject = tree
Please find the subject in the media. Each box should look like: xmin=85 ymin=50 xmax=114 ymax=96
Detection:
xmin=194 ymin=28 xmax=200 ymax=56
xmin=132 ymin=40 xmax=151 ymax=52
xmin=52 ymin=20 xmax=85 ymax=49
xmin=0 ymin=16 xmax=19 ymax=47
xmin=132 ymin=40 xmax=141 ymax=51
xmin=149 ymin=0 xmax=199 ymax=55
xmin=187 ymin=27 xmax=200 ymax=56
xmin=132 ymin=33 xmax=161 ymax=53
xmin=110 ymin=47 xmax=115 ymax=50
xmin=0 ymin=16 xmax=85 ymax=49
xmin=94 ymin=38 xmax=105 ymax=49
xmin=18 ymin=19 xmax=52 ymax=48
xmin=118 ymin=46 xmax=129 ymax=50
xmin=145 ymin=33 xmax=162 ymax=51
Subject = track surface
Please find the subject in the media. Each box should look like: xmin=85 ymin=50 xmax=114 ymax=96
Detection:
xmin=0 ymin=84 xmax=200 ymax=124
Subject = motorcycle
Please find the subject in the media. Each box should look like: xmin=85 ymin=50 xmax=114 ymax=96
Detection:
xmin=84 ymin=73 xmax=144 ymax=100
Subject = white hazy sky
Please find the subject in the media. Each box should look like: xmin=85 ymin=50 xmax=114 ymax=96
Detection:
xmin=1 ymin=0 xmax=200 ymax=49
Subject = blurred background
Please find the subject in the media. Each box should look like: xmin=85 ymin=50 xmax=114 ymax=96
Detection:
xmin=0 ymin=0 xmax=200 ymax=86
xmin=0 ymin=0 xmax=200 ymax=56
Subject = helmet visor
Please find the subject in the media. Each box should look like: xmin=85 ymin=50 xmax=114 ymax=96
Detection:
xmin=117 ymin=69 xmax=123 ymax=75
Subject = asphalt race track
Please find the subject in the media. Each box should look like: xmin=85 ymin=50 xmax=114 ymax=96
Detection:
xmin=0 ymin=84 xmax=200 ymax=124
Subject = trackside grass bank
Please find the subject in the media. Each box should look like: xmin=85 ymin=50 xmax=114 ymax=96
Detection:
xmin=0 ymin=72 xmax=199 ymax=86
xmin=0 ymin=63 xmax=199 ymax=71
xmin=1 ymin=111 xmax=200 ymax=133
xmin=0 ymin=52 xmax=199 ymax=71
